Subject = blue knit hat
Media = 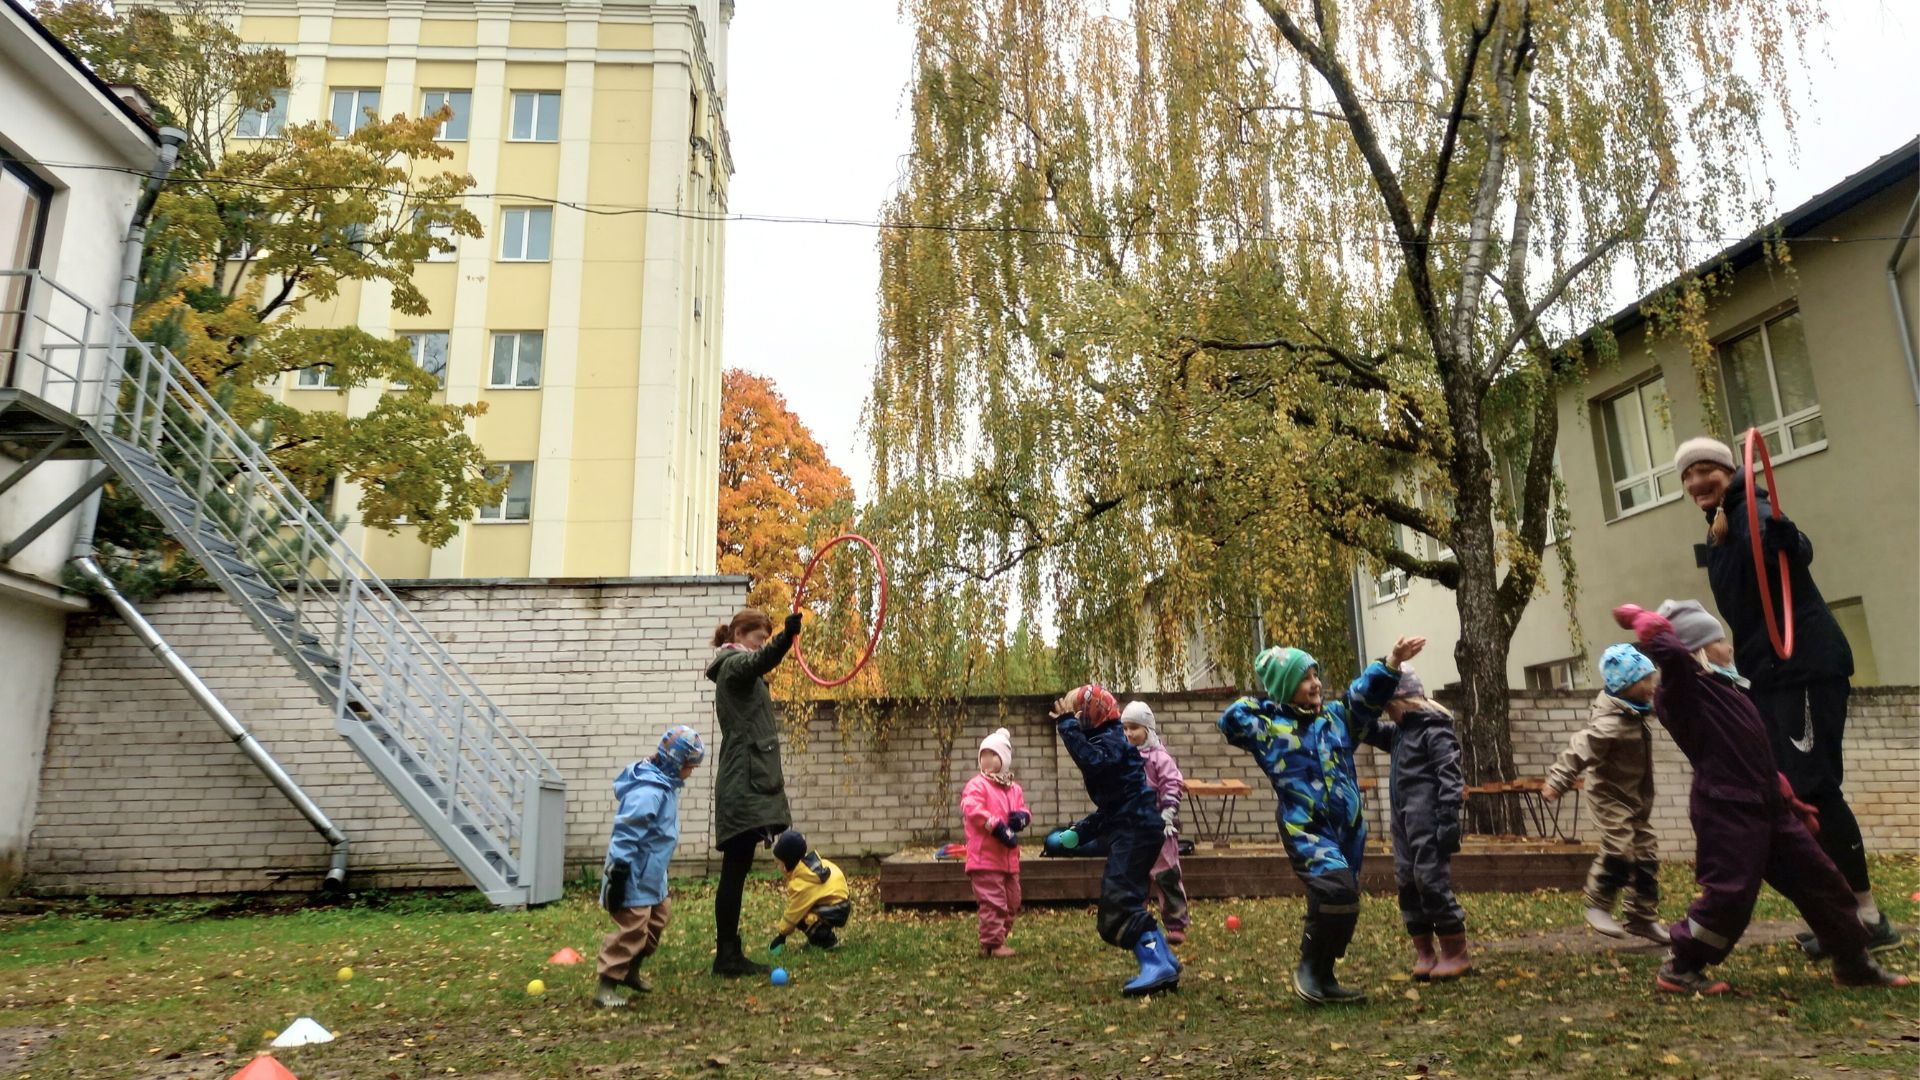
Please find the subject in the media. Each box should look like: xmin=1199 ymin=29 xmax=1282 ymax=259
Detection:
xmin=1600 ymin=644 xmax=1655 ymax=696
xmin=652 ymin=724 xmax=707 ymax=773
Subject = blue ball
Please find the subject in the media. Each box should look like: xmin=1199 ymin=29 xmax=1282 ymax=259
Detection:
xmin=771 ymin=967 xmax=790 ymax=986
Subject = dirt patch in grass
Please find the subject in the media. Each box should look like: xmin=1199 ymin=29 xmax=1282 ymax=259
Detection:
xmin=0 ymin=1024 xmax=57 ymax=1074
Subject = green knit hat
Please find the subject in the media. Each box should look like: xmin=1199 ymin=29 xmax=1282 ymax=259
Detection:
xmin=1255 ymin=646 xmax=1318 ymax=705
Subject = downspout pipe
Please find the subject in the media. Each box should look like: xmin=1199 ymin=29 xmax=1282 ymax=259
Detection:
xmin=1887 ymin=190 xmax=1920 ymax=409
xmin=71 ymin=557 xmax=349 ymax=890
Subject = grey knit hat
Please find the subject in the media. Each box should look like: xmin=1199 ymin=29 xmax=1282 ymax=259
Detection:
xmin=1391 ymin=663 xmax=1427 ymax=700
xmin=1673 ymin=436 xmax=1735 ymax=477
xmin=1656 ymin=598 xmax=1726 ymax=651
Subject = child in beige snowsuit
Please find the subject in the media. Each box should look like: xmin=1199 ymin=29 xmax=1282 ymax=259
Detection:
xmin=1543 ymin=643 xmax=1667 ymax=944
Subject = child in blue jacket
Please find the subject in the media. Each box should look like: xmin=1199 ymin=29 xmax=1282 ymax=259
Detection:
xmin=595 ymin=725 xmax=706 ymax=1008
xmin=1218 ymin=635 xmax=1423 ymax=1005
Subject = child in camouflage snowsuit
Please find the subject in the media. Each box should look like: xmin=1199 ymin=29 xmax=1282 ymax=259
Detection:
xmin=1218 ymin=635 xmax=1424 ymax=1005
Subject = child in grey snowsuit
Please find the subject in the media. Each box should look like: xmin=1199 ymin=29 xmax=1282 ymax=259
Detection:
xmin=1543 ymin=643 xmax=1667 ymax=945
xmin=1362 ymin=664 xmax=1468 ymax=980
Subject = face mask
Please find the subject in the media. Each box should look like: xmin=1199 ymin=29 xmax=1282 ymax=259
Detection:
xmin=1709 ymin=661 xmax=1750 ymax=688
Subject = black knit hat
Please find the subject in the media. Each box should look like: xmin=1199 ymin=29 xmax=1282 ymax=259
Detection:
xmin=772 ymin=829 xmax=808 ymax=870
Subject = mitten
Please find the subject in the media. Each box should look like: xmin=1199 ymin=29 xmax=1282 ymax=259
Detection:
xmin=1761 ymin=513 xmax=1799 ymax=555
xmin=784 ymin=611 xmax=803 ymax=637
xmin=1611 ymin=604 xmax=1672 ymax=644
xmin=769 ymin=934 xmax=787 ymax=954
xmin=1007 ymin=810 xmax=1031 ymax=833
xmin=1435 ymin=818 xmax=1462 ymax=855
xmin=1160 ymin=806 xmax=1178 ymax=838
xmin=991 ymin=822 xmax=1019 ymax=849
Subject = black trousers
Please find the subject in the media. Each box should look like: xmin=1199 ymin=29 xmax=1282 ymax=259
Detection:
xmin=1095 ymin=826 xmax=1162 ymax=949
xmin=1301 ymin=867 xmax=1362 ymax=960
xmin=714 ymin=827 xmax=775 ymax=944
xmin=1751 ymin=679 xmax=1870 ymax=892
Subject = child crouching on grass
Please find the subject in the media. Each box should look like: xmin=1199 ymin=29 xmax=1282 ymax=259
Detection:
xmin=596 ymin=725 xmax=706 ymax=1008
xmin=962 ymin=727 xmax=1032 ymax=957
xmin=1612 ymin=600 xmax=1908 ymax=994
xmin=1543 ymin=642 xmax=1668 ymax=945
xmin=769 ymin=830 xmax=852 ymax=952
xmin=1122 ymin=702 xmax=1190 ymax=945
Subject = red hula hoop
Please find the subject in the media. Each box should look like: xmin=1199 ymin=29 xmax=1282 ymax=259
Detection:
xmin=792 ymin=533 xmax=889 ymax=688
xmin=1743 ymin=428 xmax=1794 ymax=661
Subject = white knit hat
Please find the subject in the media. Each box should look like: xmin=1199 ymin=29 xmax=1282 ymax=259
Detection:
xmin=1673 ymin=436 xmax=1735 ymax=478
xmin=978 ymin=727 xmax=1014 ymax=772
xmin=1120 ymin=701 xmax=1160 ymax=747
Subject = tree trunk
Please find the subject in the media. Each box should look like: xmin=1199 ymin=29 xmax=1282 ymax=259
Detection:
xmin=1445 ymin=411 xmax=1524 ymax=835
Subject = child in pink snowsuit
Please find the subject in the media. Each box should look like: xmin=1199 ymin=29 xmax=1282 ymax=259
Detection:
xmin=1123 ymin=702 xmax=1190 ymax=944
xmin=961 ymin=727 xmax=1032 ymax=957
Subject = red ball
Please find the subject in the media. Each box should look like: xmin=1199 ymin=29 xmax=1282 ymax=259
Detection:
xmin=1225 ymin=915 xmax=1241 ymax=931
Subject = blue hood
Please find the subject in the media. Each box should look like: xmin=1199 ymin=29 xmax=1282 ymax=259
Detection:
xmin=614 ymin=758 xmax=680 ymax=800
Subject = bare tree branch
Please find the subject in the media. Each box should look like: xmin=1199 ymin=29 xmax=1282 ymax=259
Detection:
xmin=1419 ymin=1 xmax=1502 ymax=245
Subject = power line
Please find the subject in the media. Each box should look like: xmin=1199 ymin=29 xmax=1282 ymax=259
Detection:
xmin=29 ymin=156 xmax=1916 ymax=249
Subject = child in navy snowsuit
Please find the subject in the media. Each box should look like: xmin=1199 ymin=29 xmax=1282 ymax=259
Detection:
xmin=1363 ymin=663 xmax=1468 ymax=981
xmin=1613 ymin=601 xmax=1908 ymax=994
xmin=595 ymin=724 xmax=706 ymax=1008
xmin=1053 ymin=683 xmax=1181 ymax=996
xmin=1218 ymin=635 xmax=1420 ymax=1005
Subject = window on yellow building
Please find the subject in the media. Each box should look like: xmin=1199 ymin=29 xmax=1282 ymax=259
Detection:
xmin=1718 ymin=308 xmax=1825 ymax=461
xmin=237 ymin=88 xmax=288 ymax=138
xmin=479 ymin=462 xmax=533 ymax=522
xmin=489 ymin=331 xmax=543 ymax=388
xmin=295 ymin=364 xmax=336 ymax=389
xmin=1597 ymin=374 xmax=1679 ymax=519
xmin=509 ymin=91 xmax=561 ymax=142
xmin=421 ymin=89 xmax=470 ymax=141
xmin=499 ymin=207 xmax=551 ymax=262
xmin=329 ymin=88 xmax=381 ymax=135
xmin=399 ymin=332 xmax=449 ymax=387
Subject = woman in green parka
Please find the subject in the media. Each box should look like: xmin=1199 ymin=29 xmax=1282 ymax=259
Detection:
xmin=705 ymin=607 xmax=803 ymax=977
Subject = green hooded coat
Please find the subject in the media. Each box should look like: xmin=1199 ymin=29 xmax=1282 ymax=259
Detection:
xmin=705 ymin=631 xmax=794 ymax=844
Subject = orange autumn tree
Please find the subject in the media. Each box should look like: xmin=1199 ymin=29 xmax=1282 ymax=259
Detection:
xmin=717 ymin=369 xmax=856 ymax=613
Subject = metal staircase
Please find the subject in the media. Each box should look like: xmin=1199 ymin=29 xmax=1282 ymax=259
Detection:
xmin=0 ymin=269 xmax=564 ymax=906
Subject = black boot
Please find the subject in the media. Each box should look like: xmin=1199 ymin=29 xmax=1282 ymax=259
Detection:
xmin=623 ymin=954 xmax=653 ymax=993
xmin=1292 ymin=930 xmax=1366 ymax=1006
xmin=711 ymin=937 xmax=770 ymax=978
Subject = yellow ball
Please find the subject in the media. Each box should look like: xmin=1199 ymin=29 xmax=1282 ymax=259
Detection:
xmin=336 ymin=966 xmax=354 ymax=982
xmin=526 ymin=978 xmax=546 ymax=996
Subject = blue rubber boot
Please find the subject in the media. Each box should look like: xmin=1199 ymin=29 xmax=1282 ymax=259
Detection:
xmin=1122 ymin=929 xmax=1181 ymax=996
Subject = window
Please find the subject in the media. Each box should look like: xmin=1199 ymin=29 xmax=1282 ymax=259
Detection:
xmin=498 ymin=207 xmax=552 ymax=261
xmin=489 ymin=331 xmax=543 ymax=387
xmin=1499 ymin=450 xmax=1567 ymax=544
xmin=295 ymin=364 xmax=337 ymax=388
xmin=421 ymin=89 xmax=471 ymax=140
xmin=2 ymin=159 xmax=51 ymax=384
xmin=1371 ymin=521 xmax=1413 ymax=604
xmin=329 ymin=88 xmax=381 ymax=135
xmin=509 ymin=91 xmax=561 ymax=142
xmin=1719 ymin=309 xmax=1824 ymax=460
xmin=413 ymin=210 xmax=457 ymax=262
xmin=479 ymin=462 xmax=533 ymax=521
xmin=1599 ymin=375 xmax=1679 ymax=517
xmin=1827 ymin=598 xmax=1878 ymax=686
xmin=237 ymin=88 xmax=289 ymax=138
xmin=401 ymin=331 xmax=449 ymax=386
xmin=1524 ymin=658 xmax=1582 ymax=692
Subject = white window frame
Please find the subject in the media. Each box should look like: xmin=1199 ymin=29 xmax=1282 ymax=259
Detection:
xmin=508 ymin=91 xmax=561 ymax=142
xmin=488 ymin=331 xmax=543 ymax=388
xmin=237 ymin=88 xmax=288 ymax=138
xmin=399 ymin=331 xmax=449 ymax=387
xmin=1524 ymin=658 xmax=1581 ymax=692
xmin=1716 ymin=308 xmax=1826 ymax=465
xmin=1599 ymin=376 xmax=1681 ymax=521
xmin=1371 ymin=521 xmax=1413 ymax=604
xmin=497 ymin=207 xmax=552 ymax=262
xmin=294 ymin=364 xmax=337 ymax=389
xmin=421 ymin=89 xmax=471 ymax=141
xmin=412 ymin=209 xmax=457 ymax=263
xmin=1500 ymin=450 xmax=1567 ymax=545
xmin=478 ymin=462 xmax=534 ymax=522
xmin=329 ymin=88 xmax=381 ymax=135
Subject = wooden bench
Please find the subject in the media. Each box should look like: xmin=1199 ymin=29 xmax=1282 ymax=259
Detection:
xmin=1464 ymin=777 xmax=1582 ymax=842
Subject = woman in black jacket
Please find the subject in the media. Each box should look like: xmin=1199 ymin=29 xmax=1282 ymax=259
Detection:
xmin=1672 ymin=436 xmax=1899 ymax=955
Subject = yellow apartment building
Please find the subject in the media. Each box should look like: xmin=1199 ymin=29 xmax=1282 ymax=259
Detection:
xmin=231 ymin=0 xmax=730 ymax=578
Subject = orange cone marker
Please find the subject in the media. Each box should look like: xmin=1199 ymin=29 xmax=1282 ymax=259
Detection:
xmin=547 ymin=947 xmax=584 ymax=965
xmin=230 ymin=1056 xmax=301 ymax=1080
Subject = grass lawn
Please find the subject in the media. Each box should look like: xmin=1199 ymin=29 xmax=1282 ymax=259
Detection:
xmin=2 ymin=856 xmax=1914 ymax=1079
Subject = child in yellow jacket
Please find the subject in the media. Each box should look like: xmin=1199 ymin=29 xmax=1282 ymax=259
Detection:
xmin=769 ymin=830 xmax=851 ymax=951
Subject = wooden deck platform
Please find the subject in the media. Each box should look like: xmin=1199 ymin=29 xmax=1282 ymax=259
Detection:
xmin=879 ymin=841 xmax=1593 ymax=907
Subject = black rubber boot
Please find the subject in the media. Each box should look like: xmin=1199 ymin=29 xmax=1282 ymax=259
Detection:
xmin=623 ymin=954 xmax=652 ymax=993
xmin=1292 ymin=929 xmax=1366 ymax=1006
xmin=711 ymin=938 xmax=770 ymax=978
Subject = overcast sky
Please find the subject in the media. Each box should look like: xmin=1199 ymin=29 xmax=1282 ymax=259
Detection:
xmin=722 ymin=3 xmax=1920 ymax=501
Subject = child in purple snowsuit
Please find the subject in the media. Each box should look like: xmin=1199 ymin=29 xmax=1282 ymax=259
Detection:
xmin=1613 ymin=600 xmax=1908 ymax=994
xmin=1122 ymin=701 xmax=1189 ymax=944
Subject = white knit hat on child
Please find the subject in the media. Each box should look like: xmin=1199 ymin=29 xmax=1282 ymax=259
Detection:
xmin=979 ymin=727 xmax=1014 ymax=774
xmin=1120 ymin=701 xmax=1161 ymax=747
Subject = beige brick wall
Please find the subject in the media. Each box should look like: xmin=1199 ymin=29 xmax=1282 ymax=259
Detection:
xmin=25 ymin=581 xmax=1920 ymax=895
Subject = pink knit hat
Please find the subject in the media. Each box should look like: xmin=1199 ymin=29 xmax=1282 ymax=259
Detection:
xmin=978 ymin=727 xmax=1014 ymax=773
